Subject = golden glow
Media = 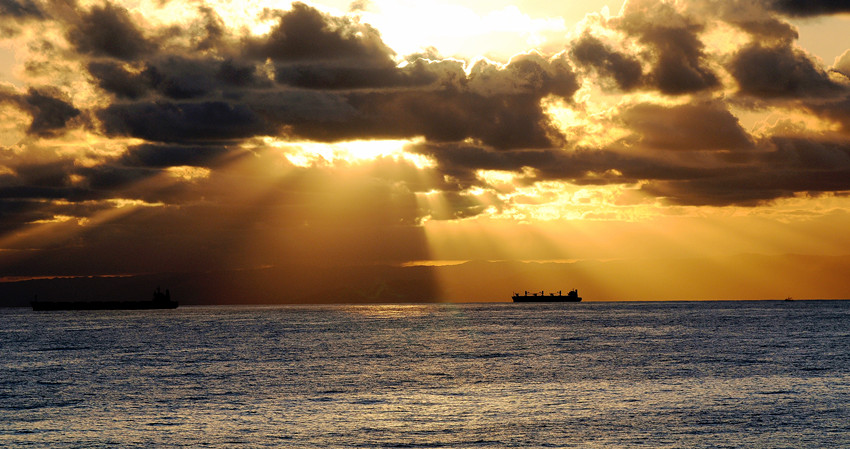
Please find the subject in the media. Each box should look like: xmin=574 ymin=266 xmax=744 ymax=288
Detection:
xmin=401 ymin=260 xmax=469 ymax=267
xmin=167 ymin=166 xmax=212 ymax=181
xmin=1 ymin=0 xmax=849 ymax=303
xmin=420 ymin=193 xmax=850 ymax=301
xmin=360 ymin=1 xmax=567 ymax=59
xmin=0 ymin=198 xmax=163 ymax=254
xmin=340 ymin=304 xmax=438 ymax=318
xmin=30 ymin=214 xmax=75 ymax=225
xmin=264 ymin=137 xmax=436 ymax=168
xmin=106 ymin=198 xmax=165 ymax=209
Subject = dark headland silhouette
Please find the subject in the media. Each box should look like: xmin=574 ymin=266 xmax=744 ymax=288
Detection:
xmin=512 ymin=289 xmax=582 ymax=302
xmin=31 ymin=287 xmax=178 ymax=311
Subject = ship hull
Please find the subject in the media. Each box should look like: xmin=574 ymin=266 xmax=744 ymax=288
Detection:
xmin=512 ymin=295 xmax=581 ymax=302
xmin=32 ymin=300 xmax=178 ymax=311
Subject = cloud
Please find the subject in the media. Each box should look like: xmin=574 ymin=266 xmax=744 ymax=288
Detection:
xmin=802 ymin=96 xmax=850 ymax=133
xmin=66 ymin=1 xmax=580 ymax=151
xmin=288 ymin=53 xmax=580 ymax=148
xmin=0 ymin=0 xmax=44 ymax=36
xmin=833 ymin=50 xmax=850 ymax=79
xmin=638 ymin=133 xmax=850 ymax=206
xmin=3 ymin=0 xmax=850 ymax=279
xmin=0 ymin=0 xmax=43 ymax=19
xmin=411 ymin=108 xmax=850 ymax=208
xmin=612 ymin=0 xmax=719 ymax=95
xmin=729 ymin=16 xmax=798 ymax=44
xmin=86 ymin=61 xmax=151 ymax=99
xmin=119 ymin=143 xmax=230 ymax=168
xmin=193 ymin=5 xmax=227 ymax=52
xmin=93 ymin=57 xmax=577 ymax=151
xmin=729 ymin=43 xmax=842 ymax=98
xmin=569 ymin=32 xmax=643 ymax=91
xmin=618 ymin=102 xmax=754 ymax=151
xmin=0 ymin=86 xmax=81 ymax=136
xmin=273 ymin=58 xmax=436 ymax=90
xmin=77 ymin=163 xmax=156 ymax=192
xmin=97 ymin=100 xmax=272 ymax=144
xmin=768 ymin=0 xmax=850 ymax=16
xmin=244 ymin=2 xmax=395 ymax=64
xmin=409 ymin=141 xmax=706 ymax=193
xmin=66 ymin=2 xmax=153 ymax=61
xmin=88 ymin=56 xmax=270 ymax=100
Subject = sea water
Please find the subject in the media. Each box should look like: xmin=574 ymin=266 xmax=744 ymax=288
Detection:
xmin=1 ymin=301 xmax=849 ymax=448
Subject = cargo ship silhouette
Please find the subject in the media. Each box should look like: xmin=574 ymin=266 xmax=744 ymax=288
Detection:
xmin=31 ymin=287 xmax=178 ymax=311
xmin=512 ymin=289 xmax=582 ymax=302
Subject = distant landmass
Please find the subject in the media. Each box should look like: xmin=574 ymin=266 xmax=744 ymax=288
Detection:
xmin=31 ymin=287 xmax=177 ymax=311
xmin=1 ymin=254 xmax=849 ymax=306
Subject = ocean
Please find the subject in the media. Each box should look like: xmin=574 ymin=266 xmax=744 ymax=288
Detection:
xmin=2 ymin=301 xmax=849 ymax=448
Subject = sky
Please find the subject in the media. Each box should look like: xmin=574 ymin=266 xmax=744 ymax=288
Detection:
xmin=1 ymin=0 xmax=850 ymax=302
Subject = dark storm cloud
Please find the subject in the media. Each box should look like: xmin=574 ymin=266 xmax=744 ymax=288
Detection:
xmin=613 ymin=1 xmax=719 ymax=95
xmin=410 ymin=141 xmax=713 ymax=192
xmin=0 ymin=198 xmax=43 ymax=232
xmin=768 ymin=136 xmax=850 ymax=169
xmin=495 ymin=52 xmax=579 ymax=99
xmin=802 ymin=96 xmax=850 ymax=133
xmin=626 ymin=135 xmax=850 ymax=206
xmin=86 ymin=61 xmax=150 ymax=99
xmin=0 ymin=145 xmax=149 ymax=204
xmin=193 ymin=5 xmax=226 ymax=52
xmin=244 ymin=2 xmax=394 ymax=64
xmin=0 ymin=0 xmax=43 ymax=36
xmin=0 ymin=87 xmax=81 ymax=136
xmin=0 ymin=155 xmax=99 ymax=222
xmin=94 ymin=58 xmax=577 ymax=150
xmin=769 ymin=0 xmax=850 ymax=16
xmin=77 ymin=163 xmax=157 ymax=191
xmin=247 ymin=3 xmax=434 ymax=91
xmin=273 ymin=59 xmax=436 ymax=90
xmin=642 ymin=166 xmax=850 ymax=206
xmin=412 ymin=123 xmax=850 ymax=208
xmin=67 ymin=1 xmax=153 ymax=61
xmin=296 ymin=88 xmax=563 ymax=149
xmin=729 ymin=44 xmax=842 ymax=98
xmin=729 ymin=17 xmax=798 ymax=44
xmin=0 ymin=142 xmax=210 ymax=214
xmin=618 ymin=102 xmax=754 ymax=151
xmin=5 ymin=159 xmax=75 ymax=189
xmin=88 ymin=57 xmax=269 ymax=100
xmin=119 ymin=143 xmax=229 ymax=168
xmin=0 ymin=0 xmax=43 ymax=18
xmin=570 ymin=33 xmax=643 ymax=91
xmin=71 ymin=2 xmax=578 ymax=149
xmin=22 ymin=88 xmax=81 ymax=136
xmin=217 ymin=59 xmax=266 ymax=87
xmin=322 ymin=54 xmax=578 ymax=148
xmin=97 ymin=101 xmax=272 ymax=143
xmin=7 ymin=0 xmax=850 ymax=221
xmin=141 ymin=56 xmax=224 ymax=99
xmin=96 ymin=88 xmax=360 ymax=144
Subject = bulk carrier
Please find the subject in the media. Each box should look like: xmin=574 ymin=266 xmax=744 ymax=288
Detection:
xmin=512 ymin=289 xmax=582 ymax=302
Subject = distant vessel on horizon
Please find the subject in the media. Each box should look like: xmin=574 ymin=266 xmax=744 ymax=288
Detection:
xmin=512 ymin=289 xmax=582 ymax=302
xmin=31 ymin=287 xmax=178 ymax=311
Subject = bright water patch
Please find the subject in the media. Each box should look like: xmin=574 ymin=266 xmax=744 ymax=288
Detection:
xmin=1 ymin=301 xmax=849 ymax=447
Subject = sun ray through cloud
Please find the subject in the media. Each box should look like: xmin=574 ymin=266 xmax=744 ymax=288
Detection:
xmin=1 ymin=0 xmax=849 ymax=302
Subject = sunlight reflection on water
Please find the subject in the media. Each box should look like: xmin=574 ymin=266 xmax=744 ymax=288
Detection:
xmin=1 ymin=301 xmax=849 ymax=447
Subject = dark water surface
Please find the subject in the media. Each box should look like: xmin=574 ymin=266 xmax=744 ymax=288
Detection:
xmin=2 ymin=301 xmax=849 ymax=447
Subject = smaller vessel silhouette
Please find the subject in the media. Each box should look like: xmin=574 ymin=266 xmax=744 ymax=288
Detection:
xmin=512 ymin=289 xmax=582 ymax=302
xmin=31 ymin=287 xmax=178 ymax=311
